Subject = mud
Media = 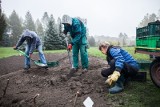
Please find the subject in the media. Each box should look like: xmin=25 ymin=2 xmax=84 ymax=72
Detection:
xmin=0 ymin=53 xmax=123 ymax=107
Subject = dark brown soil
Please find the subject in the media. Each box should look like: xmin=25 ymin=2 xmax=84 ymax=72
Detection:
xmin=0 ymin=53 xmax=119 ymax=107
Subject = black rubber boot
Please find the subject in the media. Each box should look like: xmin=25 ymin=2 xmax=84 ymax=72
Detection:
xmin=24 ymin=65 xmax=30 ymax=71
xmin=109 ymin=74 xmax=125 ymax=94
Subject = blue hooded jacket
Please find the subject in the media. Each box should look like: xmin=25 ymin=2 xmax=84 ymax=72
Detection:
xmin=107 ymin=46 xmax=139 ymax=72
xmin=16 ymin=30 xmax=41 ymax=54
xmin=63 ymin=18 xmax=87 ymax=45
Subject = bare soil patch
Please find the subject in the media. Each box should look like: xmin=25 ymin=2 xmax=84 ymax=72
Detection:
xmin=0 ymin=53 xmax=121 ymax=107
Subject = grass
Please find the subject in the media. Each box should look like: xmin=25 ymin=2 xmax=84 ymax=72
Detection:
xmin=0 ymin=47 xmax=66 ymax=59
xmin=0 ymin=47 xmax=149 ymax=60
xmin=123 ymin=47 xmax=149 ymax=60
xmin=106 ymin=73 xmax=160 ymax=107
xmin=88 ymin=47 xmax=106 ymax=59
xmin=0 ymin=47 xmax=20 ymax=58
xmin=88 ymin=47 xmax=150 ymax=61
xmin=123 ymin=81 xmax=160 ymax=107
xmin=0 ymin=47 xmax=160 ymax=106
xmin=88 ymin=47 xmax=160 ymax=107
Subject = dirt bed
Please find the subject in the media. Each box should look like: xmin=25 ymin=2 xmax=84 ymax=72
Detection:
xmin=0 ymin=53 xmax=123 ymax=107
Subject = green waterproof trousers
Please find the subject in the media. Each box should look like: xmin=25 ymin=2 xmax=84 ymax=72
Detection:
xmin=72 ymin=44 xmax=88 ymax=69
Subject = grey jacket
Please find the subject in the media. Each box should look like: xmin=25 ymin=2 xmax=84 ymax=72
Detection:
xmin=16 ymin=30 xmax=41 ymax=54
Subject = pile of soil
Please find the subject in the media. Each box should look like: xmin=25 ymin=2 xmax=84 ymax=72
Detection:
xmin=0 ymin=53 xmax=123 ymax=107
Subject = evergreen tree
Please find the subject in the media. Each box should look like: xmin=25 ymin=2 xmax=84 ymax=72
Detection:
xmin=57 ymin=17 xmax=66 ymax=48
xmin=138 ymin=12 xmax=158 ymax=27
xmin=0 ymin=13 xmax=6 ymax=42
xmin=138 ymin=13 xmax=149 ymax=27
xmin=57 ymin=17 xmax=62 ymax=35
xmin=9 ymin=10 xmax=23 ymax=46
xmin=123 ymin=33 xmax=128 ymax=46
xmin=118 ymin=33 xmax=128 ymax=46
xmin=0 ymin=0 xmax=7 ymax=43
xmin=2 ymin=31 xmax=10 ymax=46
xmin=149 ymin=13 xmax=157 ymax=22
xmin=158 ymin=9 xmax=160 ymax=20
xmin=1 ymin=14 xmax=12 ymax=46
xmin=88 ymin=36 xmax=96 ymax=47
xmin=41 ymin=12 xmax=49 ymax=32
xmin=35 ymin=19 xmax=44 ymax=42
xmin=24 ymin=11 xmax=35 ymax=31
xmin=19 ymin=17 xmax=25 ymax=29
xmin=44 ymin=15 xmax=64 ymax=50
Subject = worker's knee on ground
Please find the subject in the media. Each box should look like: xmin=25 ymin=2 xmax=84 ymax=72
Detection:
xmin=101 ymin=69 xmax=110 ymax=77
xmin=101 ymin=72 xmax=107 ymax=77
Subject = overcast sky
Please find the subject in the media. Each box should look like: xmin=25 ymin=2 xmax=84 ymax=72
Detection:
xmin=2 ymin=0 xmax=160 ymax=37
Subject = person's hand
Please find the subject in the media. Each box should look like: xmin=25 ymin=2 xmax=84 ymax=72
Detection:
xmin=67 ymin=44 xmax=72 ymax=51
xmin=105 ymin=71 xmax=120 ymax=85
xmin=29 ymin=53 xmax=32 ymax=58
xmin=13 ymin=46 xmax=18 ymax=50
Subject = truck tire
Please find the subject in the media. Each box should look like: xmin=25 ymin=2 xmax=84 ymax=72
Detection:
xmin=150 ymin=58 xmax=160 ymax=88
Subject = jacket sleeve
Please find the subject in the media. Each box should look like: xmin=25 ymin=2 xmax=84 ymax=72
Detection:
xmin=110 ymin=48 xmax=125 ymax=72
xmin=16 ymin=35 xmax=25 ymax=48
xmin=29 ymin=35 xmax=36 ymax=54
xmin=71 ymin=24 xmax=82 ymax=45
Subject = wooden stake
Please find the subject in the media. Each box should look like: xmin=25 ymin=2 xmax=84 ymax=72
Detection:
xmin=33 ymin=94 xmax=40 ymax=105
xmin=2 ymin=79 xmax=9 ymax=97
xmin=73 ymin=91 xmax=79 ymax=107
xmin=25 ymin=93 xmax=40 ymax=107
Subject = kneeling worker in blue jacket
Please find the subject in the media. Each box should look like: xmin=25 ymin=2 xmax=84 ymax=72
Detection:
xmin=99 ymin=41 xmax=139 ymax=94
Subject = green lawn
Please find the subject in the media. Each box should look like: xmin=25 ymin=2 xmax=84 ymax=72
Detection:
xmin=88 ymin=47 xmax=150 ymax=60
xmin=123 ymin=47 xmax=149 ymax=60
xmin=88 ymin=47 xmax=106 ymax=59
xmin=0 ymin=47 xmax=20 ymax=58
xmin=0 ymin=47 xmax=66 ymax=59
xmin=0 ymin=47 xmax=149 ymax=60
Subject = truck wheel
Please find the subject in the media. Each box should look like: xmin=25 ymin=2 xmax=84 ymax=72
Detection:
xmin=150 ymin=59 xmax=160 ymax=88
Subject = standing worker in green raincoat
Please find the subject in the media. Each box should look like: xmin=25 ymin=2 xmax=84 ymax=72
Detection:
xmin=62 ymin=15 xmax=89 ymax=72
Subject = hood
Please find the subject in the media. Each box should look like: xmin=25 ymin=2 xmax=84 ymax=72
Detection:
xmin=23 ymin=29 xmax=33 ymax=38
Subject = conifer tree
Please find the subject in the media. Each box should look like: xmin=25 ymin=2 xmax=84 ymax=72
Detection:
xmin=0 ymin=0 xmax=7 ymax=42
xmin=24 ymin=11 xmax=35 ymax=31
xmin=44 ymin=15 xmax=64 ymax=50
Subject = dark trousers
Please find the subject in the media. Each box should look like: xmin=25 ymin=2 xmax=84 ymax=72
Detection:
xmin=101 ymin=59 xmax=138 ymax=78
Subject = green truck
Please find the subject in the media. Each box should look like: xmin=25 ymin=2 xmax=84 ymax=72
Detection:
xmin=135 ymin=20 xmax=160 ymax=87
